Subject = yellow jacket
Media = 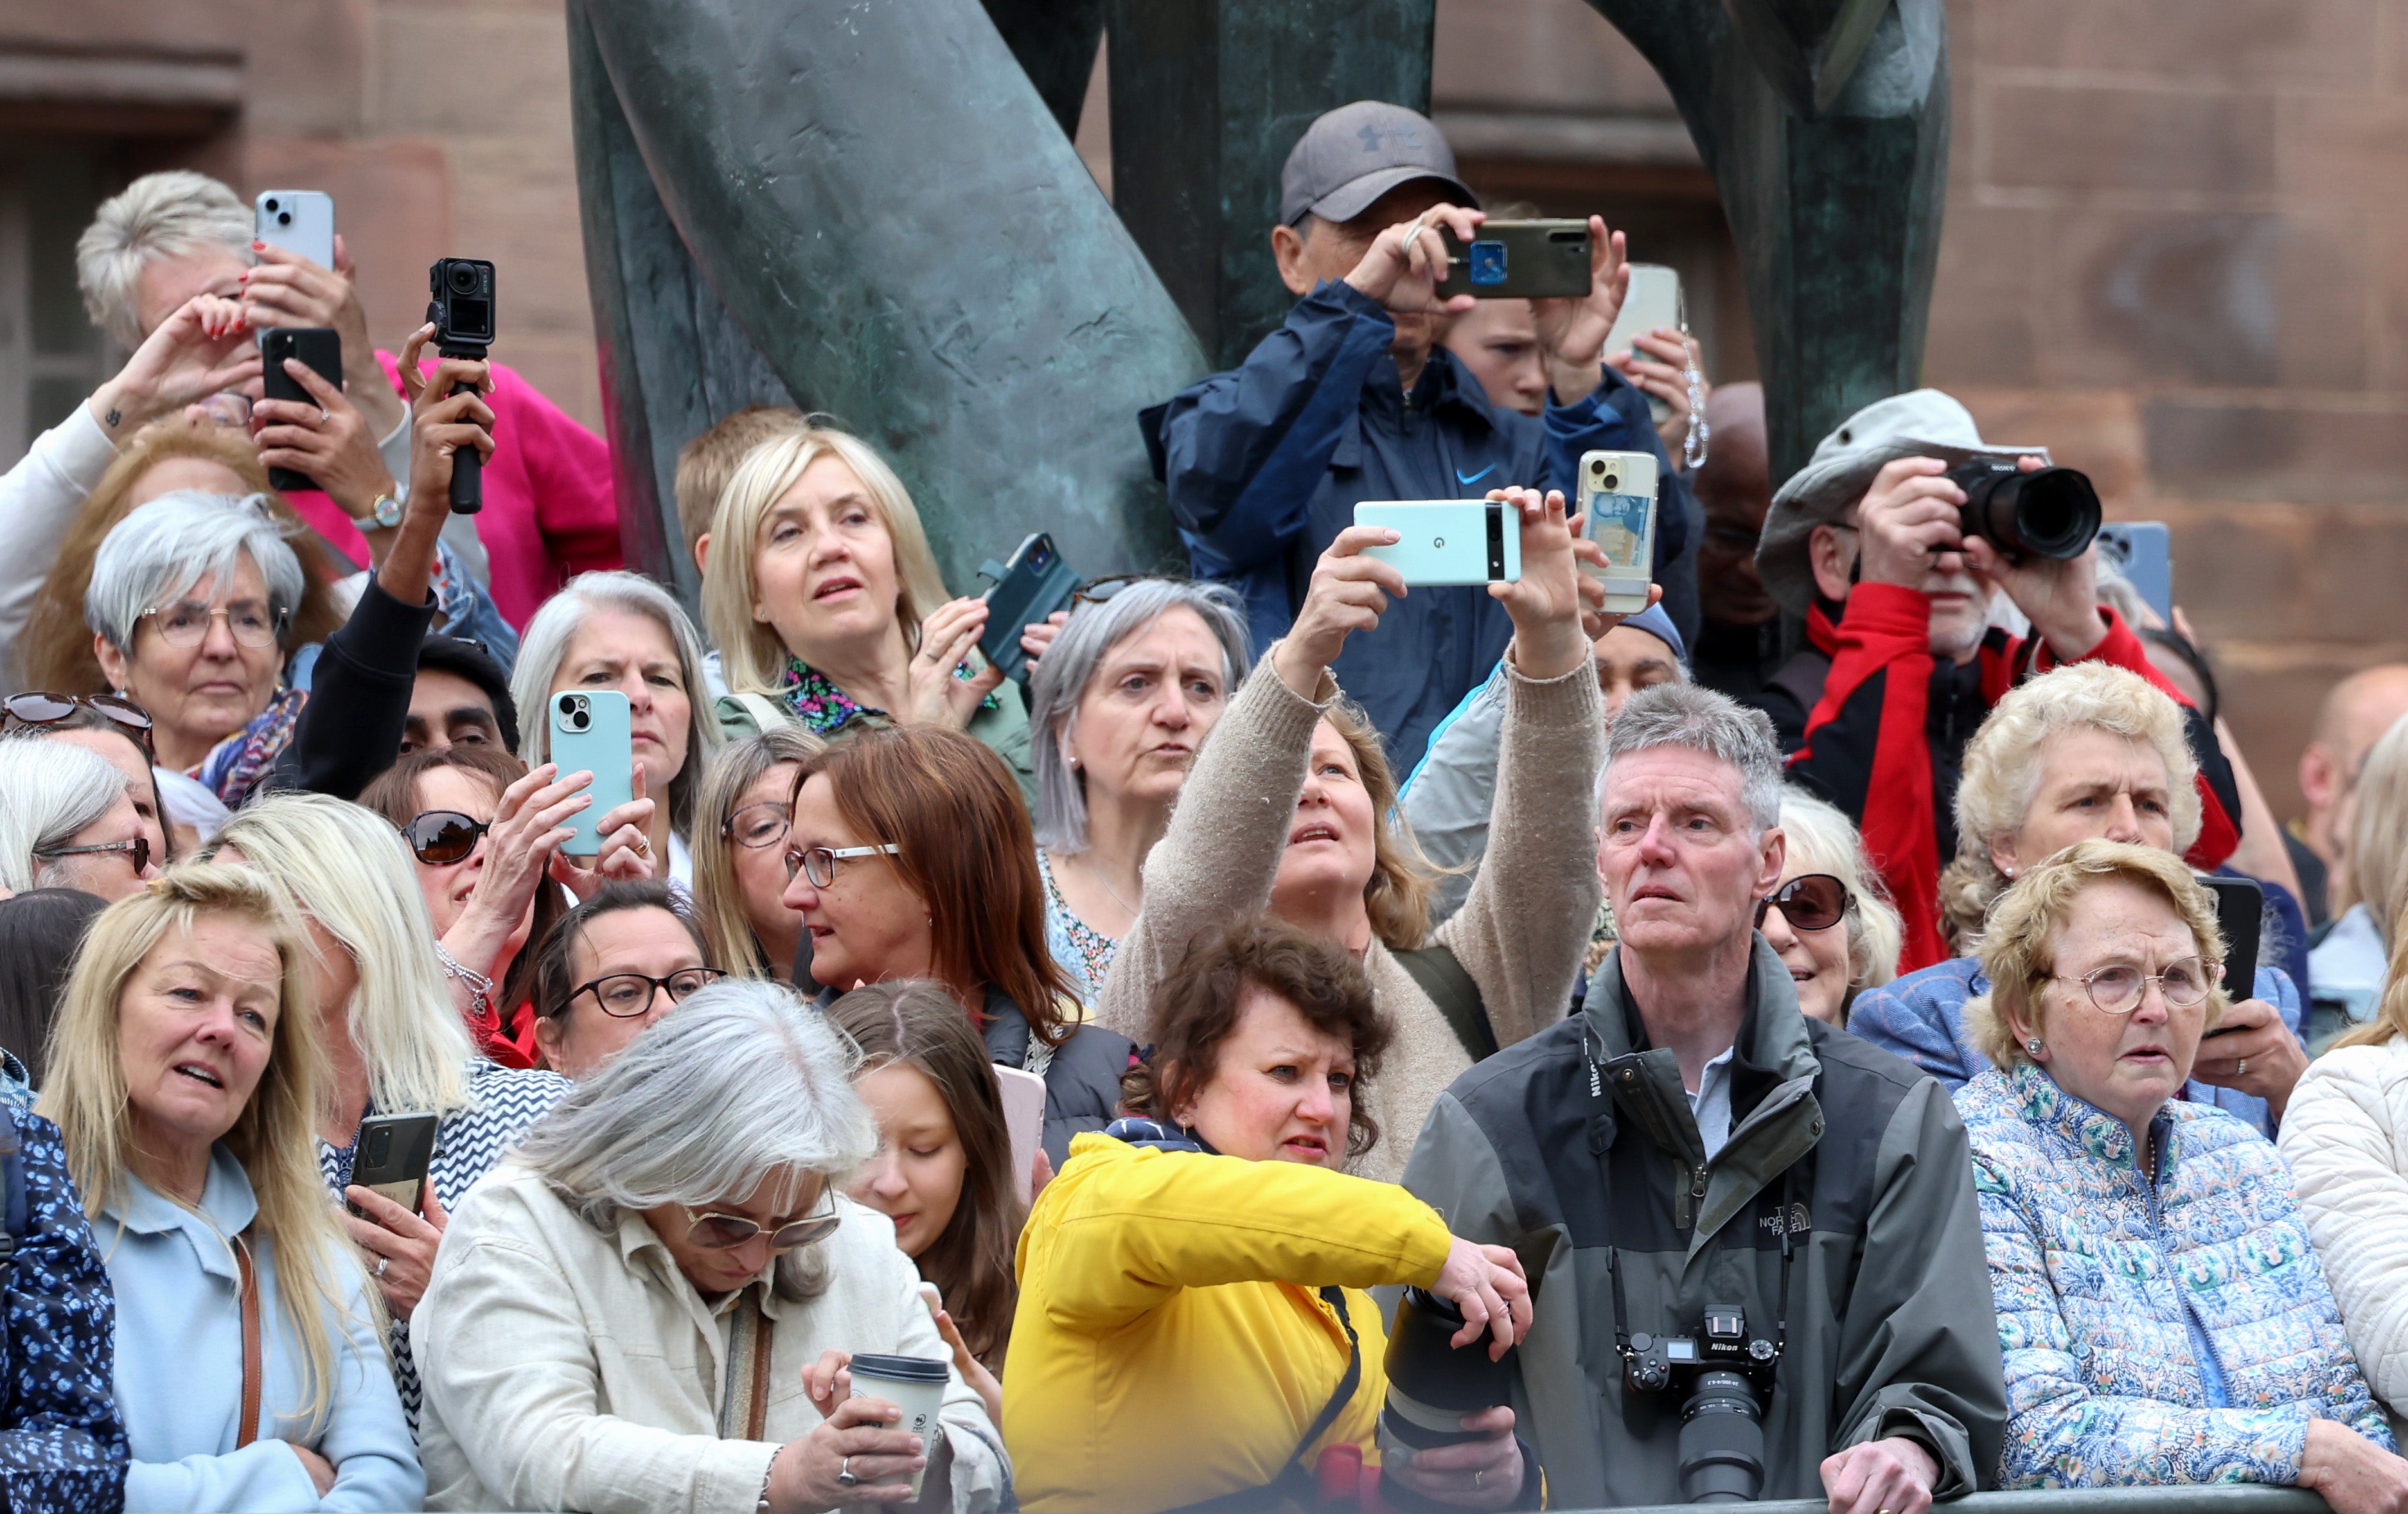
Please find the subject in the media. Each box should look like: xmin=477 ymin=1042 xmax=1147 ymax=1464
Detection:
xmin=1005 ymin=1132 xmax=1455 ymax=1514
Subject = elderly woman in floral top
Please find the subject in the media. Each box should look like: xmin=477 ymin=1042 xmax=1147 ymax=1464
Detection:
xmin=700 ymin=423 xmax=1051 ymax=806
xmin=1956 ymin=839 xmax=2406 ymax=1510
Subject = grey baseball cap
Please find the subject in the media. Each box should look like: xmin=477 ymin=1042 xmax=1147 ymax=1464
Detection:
xmin=1279 ymin=101 xmax=1479 ymax=227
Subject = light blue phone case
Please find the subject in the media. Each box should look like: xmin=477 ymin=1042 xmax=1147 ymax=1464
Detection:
xmin=1354 ymin=500 xmax=1522 ymax=586
xmin=549 ymin=690 xmax=634 ymax=857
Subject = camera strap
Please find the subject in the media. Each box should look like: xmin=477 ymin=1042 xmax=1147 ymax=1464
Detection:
xmin=1155 ymin=1287 xmax=1361 ymax=1514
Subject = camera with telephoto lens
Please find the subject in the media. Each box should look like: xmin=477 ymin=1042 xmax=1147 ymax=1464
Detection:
xmin=1943 ymin=457 xmax=2102 ymax=563
xmin=1622 ymin=1302 xmax=1780 ymax=1504
xmin=1378 ymin=1287 xmax=1516 ymax=1465
xmin=426 ymin=257 xmax=496 ymax=515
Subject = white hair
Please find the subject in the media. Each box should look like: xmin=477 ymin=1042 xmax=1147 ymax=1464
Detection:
xmin=208 ymin=794 xmax=473 ymax=1116
xmin=0 ymin=742 xmax=125 ymax=894
xmin=1778 ymin=788 xmax=1905 ymax=990
xmin=1601 ymin=682 xmax=1786 ymax=834
xmin=1027 ymin=579 xmax=1253 ymax=853
xmin=76 ymin=170 xmax=256 ymax=349
xmin=85 ymin=491 xmax=305 ymax=654
xmin=509 ymin=571 xmax=722 ymax=837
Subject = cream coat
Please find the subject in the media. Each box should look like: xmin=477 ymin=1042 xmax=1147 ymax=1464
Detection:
xmin=413 ymin=1164 xmax=1007 ymax=1514
xmin=2280 ymin=1037 xmax=2408 ymax=1418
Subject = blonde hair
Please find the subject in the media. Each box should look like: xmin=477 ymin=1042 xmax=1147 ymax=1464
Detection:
xmin=691 ymin=725 xmax=823 ymax=978
xmin=1963 ymin=840 xmax=2228 ymax=1071
xmin=2337 ymin=889 xmax=2408 ymax=1053
xmin=1323 ymin=696 xmax=1441 ymax=952
xmin=39 ymin=865 xmax=364 ymax=1427
xmin=675 ymin=407 xmax=810 ymax=558
xmin=1778 ymin=788 xmax=1904 ymax=990
xmin=1940 ymin=662 xmax=2202 ymax=947
xmin=206 ymin=795 xmax=472 ymax=1116
xmin=703 ymin=426 xmax=952 ymax=697
xmin=2333 ymin=715 xmax=2408 ymax=942
xmin=75 ymin=170 xmax=255 ymax=348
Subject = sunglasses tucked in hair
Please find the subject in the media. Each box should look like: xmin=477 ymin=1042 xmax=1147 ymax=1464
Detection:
xmin=3 ymin=692 xmax=154 ymax=753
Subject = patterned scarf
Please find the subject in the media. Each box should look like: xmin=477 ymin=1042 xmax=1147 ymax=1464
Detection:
xmin=772 ymin=653 xmax=998 ymax=736
xmin=192 ymin=685 xmax=307 ymax=808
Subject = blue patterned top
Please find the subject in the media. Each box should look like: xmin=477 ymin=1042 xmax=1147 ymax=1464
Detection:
xmin=1959 ymin=1061 xmax=2391 ymax=1488
xmin=0 ymin=1104 xmax=125 ymax=1513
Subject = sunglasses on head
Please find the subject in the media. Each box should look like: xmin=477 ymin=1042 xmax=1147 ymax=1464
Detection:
xmin=4 ymin=692 xmax=155 ymax=753
xmin=401 ymin=810 xmax=490 ymax=865
xmin=1753 ymin=874 xmax=1852 ymax=933
xmin=1071 ymin=573 xmax=1162 ymax=607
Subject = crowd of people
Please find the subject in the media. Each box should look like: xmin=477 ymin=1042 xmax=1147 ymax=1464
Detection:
xmin=0 ymin=97 xmax=2404 ymax=1514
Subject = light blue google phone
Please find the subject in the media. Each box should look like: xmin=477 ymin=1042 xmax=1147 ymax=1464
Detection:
xmin=549 ymin=689 xmax=634 ymax=858
xmin=1354 ymin=500 xmax=1522 ymax=586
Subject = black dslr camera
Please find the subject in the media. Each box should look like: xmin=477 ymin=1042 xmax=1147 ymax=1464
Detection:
xmin=1620 ymin=1302 xmax=1782 ymax=1504
xmin=425 ymin=257 xmax=496 ymax=515
xmin=1944 ymin=457 xmax=2101 ymax=563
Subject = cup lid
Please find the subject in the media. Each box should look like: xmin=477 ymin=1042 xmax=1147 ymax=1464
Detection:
xmin=849 ymin=1353 xmax=950 ymax=1383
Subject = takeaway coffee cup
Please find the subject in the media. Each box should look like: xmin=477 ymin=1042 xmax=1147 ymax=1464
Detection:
xmin=847 ymin=1353 xmax=950 ymax=1497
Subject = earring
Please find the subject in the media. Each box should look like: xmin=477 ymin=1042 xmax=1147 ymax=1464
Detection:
xmin=2024 ymin=1037 xmax=2044 ymax=1057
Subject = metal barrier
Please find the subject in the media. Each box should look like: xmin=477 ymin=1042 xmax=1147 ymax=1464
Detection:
xmin=1572 ymin=1488 xmax=2332 ymax=1514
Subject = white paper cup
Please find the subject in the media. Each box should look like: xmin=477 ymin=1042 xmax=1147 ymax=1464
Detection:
xmin=847 ymin=1353 xmax=949 ymax=1498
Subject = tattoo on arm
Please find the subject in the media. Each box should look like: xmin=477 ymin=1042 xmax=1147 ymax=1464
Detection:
xmin=103 ymin=408 xmax=121 ymax=429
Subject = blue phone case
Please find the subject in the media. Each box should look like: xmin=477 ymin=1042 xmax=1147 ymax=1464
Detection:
xmin=549 ymin=690 xmax=634 ymax=857
xmin=1354 ymin=500 xmax=1522 ymax=586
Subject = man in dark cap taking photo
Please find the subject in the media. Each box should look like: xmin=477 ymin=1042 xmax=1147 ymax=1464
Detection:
xmin=1144 ymin=101 xmax=1686 ymax=771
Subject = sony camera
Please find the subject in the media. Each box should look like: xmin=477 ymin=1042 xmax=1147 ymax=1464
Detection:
xmin=425 ymin=256 xmax=497 ymax=515
xmin=1621 ymin=1302 xmax=1781 ymax=1504
xmin=1944 ymin=457 xmax=2102 ymax=562
xmin=1377 ymin=1287 xmax=1516 ymax=1462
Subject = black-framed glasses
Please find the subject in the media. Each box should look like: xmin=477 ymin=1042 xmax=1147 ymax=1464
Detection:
xmin=3 ymin=692 xmax=155 ymax=754
xmin=680 ymin=1192 xmax=841 ymax=1251
xmin=574 ymin=967 xmax=727 ymax=1018
xmin=1072 ymin=573 xmax=1157 ymax=606
xmin=783 ymin=842 xmax=901 ymax=887
xmin=2052 ymin=956 xmax=2220 ymax=1016
xmin=137 ymin=601 xmax=289 ymax=649
xmin=1754 ymin=874 xmax=1852 ymax=933
xmin=400 ymin=810 xmax=490 ymax=865
xmin=35 ymin=838 xmax=151 ymax=876
xmin=723 ymin=800 xmax=791 ymax=850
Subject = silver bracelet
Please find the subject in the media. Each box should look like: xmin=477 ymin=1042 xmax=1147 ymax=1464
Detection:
xmin=432 ymin=941 xmax=495 ymax=1013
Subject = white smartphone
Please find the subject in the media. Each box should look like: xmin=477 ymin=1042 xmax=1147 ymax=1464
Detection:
xmin=1580 ymin=450 xmax=1659 ymax=615
xmin=1601 ymin=264 xmax=1683 ymax=423
xmin=254 ymin=190 xmax=335 ymax=270
xmin=1354 ymin=500 xmax=1522 ymax=586
xmin=993 ymin=1064 xmax=1047 ymax=1204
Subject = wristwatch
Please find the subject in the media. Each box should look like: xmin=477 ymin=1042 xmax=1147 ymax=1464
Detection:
xmin=354 ymin=489 xmax=405 ymax=531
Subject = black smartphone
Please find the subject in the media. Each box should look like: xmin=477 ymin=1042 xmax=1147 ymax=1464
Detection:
xmin=977 ymin=533 xmax=1080 ymax=688
xmin=258 ymin=326 xmax=342 ymax=493
xmin=1437 ymin=220 xmax=1592 ymax=299
xmin=344 ymin=1112 xmax=439 ymax=1217
xmin=2200 ymin=874 xmax=2262 ymax=1030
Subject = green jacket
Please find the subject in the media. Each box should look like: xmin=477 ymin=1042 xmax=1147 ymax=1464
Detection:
xmin=1400 ymin=937 xmax=2006 ymax=1508
xmin=714 ymin=680 xmax=1038 ymax=810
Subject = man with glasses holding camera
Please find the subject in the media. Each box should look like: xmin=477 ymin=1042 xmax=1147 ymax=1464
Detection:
xmin=1401 ymin=681 xmax=2005 ymax=1514
xmin=1749 ymin=389 xmax=2241 ymax=971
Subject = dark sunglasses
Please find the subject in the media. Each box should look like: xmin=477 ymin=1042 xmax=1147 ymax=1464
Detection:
xmin=680 ymin=1192 xmax=842 ymax=1251
xmin=33 ymin=837 xmax=150 ymax=876
xmin=1753 ymin=874 xmax=1852 ymax=933
xmin=4 ymin=692 xmax=155 ymax=753
xmin=1071 ymin=573 xmax=1158 ymax=606
xmin=400 ymin=810 xmax=490 ymax=865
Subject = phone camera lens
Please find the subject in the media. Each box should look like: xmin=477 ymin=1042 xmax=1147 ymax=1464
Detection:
xmin=277 ymin=211 xmax=292 ymax=226
xmin=264 ymin=197 xmax=279 ymax=213
xmin=1604 ymin=473 xmax=1620 ymax=490
xmin=365 ymin=1128 xmax=391 ymax=1163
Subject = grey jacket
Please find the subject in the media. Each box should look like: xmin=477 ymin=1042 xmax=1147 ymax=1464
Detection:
xmin=1401 ymin=939 xmax=2006 ymax=1508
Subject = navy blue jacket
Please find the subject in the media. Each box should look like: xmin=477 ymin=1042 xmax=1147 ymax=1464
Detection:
xmin=1144 ymin=278 xmax=1686 ymax=770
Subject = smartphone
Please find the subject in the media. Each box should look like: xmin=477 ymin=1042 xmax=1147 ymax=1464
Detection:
xmin=2200 ymin=875 xmax=2262 ymax=1021
xmin=1580 ymin=450 xmax=1660 ymax=615
xmin=549 ymin=690 xmax=635 ymax=858
xmin=258 ymin=328 xmax=344 ymax=492
xmin=993 ymin=1064 xmax=1048 ymax=1204
xmin=344 ymin=1112 xmax=439 ymax=1217
xmin=1437 ymin=220 xmax=1591 ymax=300
xmin=254 ymin=190 xmax=335 ymax=270
xmin=977 ymin=533 xmax=1079 ymax=688
xmin=1600 ymin=265 xmax=1684 ymax=424
xmin=1354 ymin=500 xmax=1522 ymax=587
xmin=2096 ymin=522 xmax=2172 ymax=628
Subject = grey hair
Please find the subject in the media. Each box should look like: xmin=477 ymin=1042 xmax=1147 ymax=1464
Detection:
xmin=1777 ymin=788 xmax=1904 ymax=989
xmin=84 ymin=491 xmax=305 ymax=654
xmin=1601 ymin=682 xmax=1786 ymax=834
xmin=510 ymin=571 xmax=723 ymax=837
xmin=517 ymin=976 xmax=877 ymax=1221
xmin=0 ymin=741 xmax=126 ymax=894
xmin=1027 ymin=579 xmax=1254 ymax=853
xmin=76 ymin=170 xmax=256 ymax=349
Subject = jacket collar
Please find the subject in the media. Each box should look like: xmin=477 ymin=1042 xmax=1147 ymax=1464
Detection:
xmin=2005 ymin=1061 xmax=2176 ymax=1179
xmin=105 ymin=1143 xmax=258 ymax=1281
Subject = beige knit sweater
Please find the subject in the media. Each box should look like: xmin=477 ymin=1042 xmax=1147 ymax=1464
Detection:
xmin=1095 ymin=646 xmax=1603 ymax=1183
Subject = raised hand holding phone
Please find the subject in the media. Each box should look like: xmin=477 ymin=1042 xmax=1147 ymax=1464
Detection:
xmin=1271 ymin=524 xmax=1410 ymax=698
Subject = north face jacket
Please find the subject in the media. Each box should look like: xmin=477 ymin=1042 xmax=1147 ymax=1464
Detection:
xmin=1401 ymin=938 xmax=2007 ymax=1508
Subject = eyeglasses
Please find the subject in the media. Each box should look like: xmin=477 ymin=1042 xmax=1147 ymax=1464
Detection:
xmin=401 ymin=811 xmax=490 ymax=865
xmin=574 ymin=967 xmax=728 ymax=1018
xmin=1753 ymin=874 xmax=1852 ymax=933
xmin=138 ymin=601 xmax=288 ymax=650
xmin=783 ymin=842 xmax=901 ymax=887
xmin=3 ymin=692 xmax=156 ymax=754
xmin=680 ymin=1193 xmax=842 ymax=1251
xmin=2052 ymin=956 xmax=2220 ymax=1015
xmin=1072 ymin=573 xmax=1156 ymax=606
xmin=723 ymin=800 xmax=791 ymax=850
xmin=34 ymin=838 xmax=151 ymax=876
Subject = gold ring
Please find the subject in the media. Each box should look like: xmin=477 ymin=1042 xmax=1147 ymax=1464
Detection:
xmin=632 ymin=837 xmax=651 ymax=858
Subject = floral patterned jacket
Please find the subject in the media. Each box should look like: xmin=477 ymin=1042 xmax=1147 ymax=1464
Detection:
xmin=0 ymin=1104 xmax=126 ymax=1513
xmin=1960 ymin=1062 xmax=2391 ymax=1488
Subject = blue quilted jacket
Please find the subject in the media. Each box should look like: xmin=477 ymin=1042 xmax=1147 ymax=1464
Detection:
xmin=1959 ymin=1062 xmax=2390 ymax=1487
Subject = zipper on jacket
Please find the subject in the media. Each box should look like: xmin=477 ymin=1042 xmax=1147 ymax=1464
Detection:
xmin=1677 ymin=1163 xmax=1707 ymax=1231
